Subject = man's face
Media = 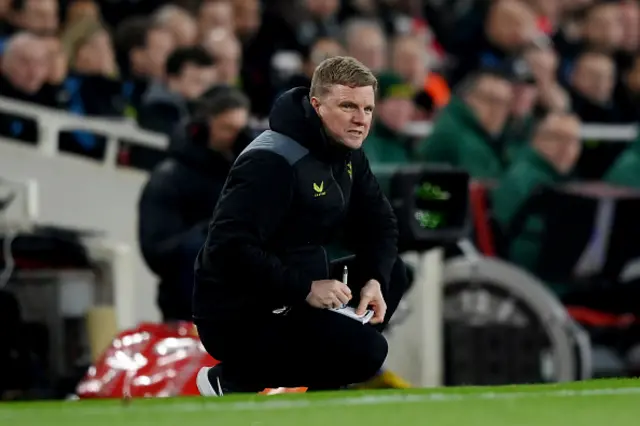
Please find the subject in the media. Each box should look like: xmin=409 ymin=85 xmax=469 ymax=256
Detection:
xmin=75 ymin=30 xmax=115 ymax=75
xmin=347 ymin=29 xmax=386 ymax=73
xmin=305 ymin=0 xmax=339 ymax=19
xmin=391 ymin=38 xmax=427 ymax=87
xmin=3 ymin=39 xmax=49 ymax=94
xmin=233 ymin=0 xmax=261 ymax=40
xmin=166 ymin=13 xmax=198 ymax=47
xmin=466 ymin=76 xmax=514 ymax=135
xmin=305 ymin=38 xmax=344 ymax=76
xmin=311 ymin=84 xmax=375 ymax=150
xmin=536 ymin=116 xmax=582 ymax=174
xmin=487 ymin=0 xmax=536 ymax=52
xmin=571 ymin=54 xmax=615 ymax=104
xmin=199 ymin=1 xmax=234 ymax=37
xmin=208 ymin=107 xmax=249 ymax=152
xmin=214 ymin=40 xmax=241 ymax=85
xmin=141 ymin=28 xmax=175 ymax=79
xmin=170 ymin=63 xmax=216 ymax=100
xmin=619 ymin=0 xmax=639 ymax=52
xmin=15 ymin=0 xmax=58 ymax=34
xmin=203 ymin=31 xmax=241 ymax=85
xmin=377 ymin=97 xmax=415 ymax=133
xmin=584 ymin=5 xmax=624 ymax=52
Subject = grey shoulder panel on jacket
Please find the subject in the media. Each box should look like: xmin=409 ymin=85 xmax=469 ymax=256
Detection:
xmin=238 ymin=130 xmax=309 ymax=165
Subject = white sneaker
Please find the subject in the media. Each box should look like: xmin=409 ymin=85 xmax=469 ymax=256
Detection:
xmin=196 ymin=366 xmax=224 ymax=397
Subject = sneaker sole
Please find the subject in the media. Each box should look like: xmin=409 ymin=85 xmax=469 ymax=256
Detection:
xmin=196 ymin=366 xmax=219 ymax=397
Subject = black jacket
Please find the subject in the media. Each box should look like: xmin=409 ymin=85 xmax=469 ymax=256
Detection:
xmin=193 ymin=87 xmax=398 ymax=320
xmin=138 ymin=124 xmax=251 ymax=320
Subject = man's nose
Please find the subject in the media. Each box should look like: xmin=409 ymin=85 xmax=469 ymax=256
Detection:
xmin=352 ymin=110 xmax=366 ymax=125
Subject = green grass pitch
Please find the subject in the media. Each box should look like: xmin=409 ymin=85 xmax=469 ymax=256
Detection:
xmin=1 ymin=379 xmax=639 ymax=426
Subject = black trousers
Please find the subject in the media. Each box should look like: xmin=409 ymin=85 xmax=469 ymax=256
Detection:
xmin=196 ymin=256 xmax=409 ymax=391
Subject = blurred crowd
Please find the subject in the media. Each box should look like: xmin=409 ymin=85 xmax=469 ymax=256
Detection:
xmin=2 ymin=0 xmax=640 ymax=303
xmin=0 ymin=0 xmax=638 ymax=159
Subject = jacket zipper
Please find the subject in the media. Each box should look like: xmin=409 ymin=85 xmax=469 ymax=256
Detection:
xmin=320 ymin=245 xmax=330 ymax=277
xmin=330 ymin=165 xmax=345 ymax=211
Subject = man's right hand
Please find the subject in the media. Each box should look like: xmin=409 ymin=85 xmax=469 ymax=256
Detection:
xmin=306 ymin=280 xmax=352 ymax=309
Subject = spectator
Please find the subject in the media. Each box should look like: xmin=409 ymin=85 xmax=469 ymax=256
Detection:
xmin=202 ymin=28 xmax=241 ymax=86
xmin=114 ymin=17 xmax=176 ymax=118
xmin=58 ymin=18 xmax=124 ymax=157
xmin=65 ymin=0 xmax=101 ymax=27
xmin=238 ymin=0 xmax=341 ymax=117
xmin=524 ymin=45 xmax=571 ymax=112
xmin=0 ymin=32 xmax=61 ymax=143
xmin=60 ymin=18 xmax=122 ymax=115
xmin=363 ymin=72 xmax=416 ymax=165
xmin=343 ymin=18 xmax=387 ymax=73
xmin=3 ymin=0 xmax=58 ymax=36
xmin=197 ymin=0 xmax=234 ymax=39
xmin=138 ymin=86 xmax=251 ymax=322
xmin=231 ymin=0 xmax=261 ymax=42
xmin=491 ymin=112 xmax=581 ymax=278
xmin=567 ymin=50 xmax=622 ymax=123
xmin=389 ymin=34 xmax=450 ymax=119
xmin=138 ymin=46 xmax=216 ymax=135
xmin=280 ymin=37 xmax=345 ymax=92
xmin=153 ymin=4 xmax=198 ymax=47
xmin=619 ymin=0 xmax=639 ymax=54
xmin=450 ymin=0 xmax=538 ymax=86
xmin=293 ymin=0 xmax=341 ymax=49
xmin=501 ymin=58 xmax=539 ymax=164
xmin=578 ymin=2 xmax=623 ymax=55
xmin=416 ymin=68 xmax=514 ymax=179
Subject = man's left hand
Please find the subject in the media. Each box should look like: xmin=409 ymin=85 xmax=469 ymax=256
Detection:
xmin=357 ymin=280 xmax=387 ymax=324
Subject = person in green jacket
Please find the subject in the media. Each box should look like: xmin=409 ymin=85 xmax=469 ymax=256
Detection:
xmin=363 ymin=72 xmax=416 ymax=165
xmin=491 ymin=112 xmax=582 ymax=284
xmin=416 ymin=68 xmax=515 ymax=179
xmin=603 ymin=134 xmax=640 ymax=188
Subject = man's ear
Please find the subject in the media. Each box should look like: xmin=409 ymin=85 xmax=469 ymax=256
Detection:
xmin=310 ymin=96 xmax=321 ymax=112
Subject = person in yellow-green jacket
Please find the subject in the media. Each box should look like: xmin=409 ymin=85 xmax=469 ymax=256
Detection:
xmin=416 ymin=67 xmax=515 ymax=179
xmin=603 ymin=134 xmax=640 ymax=188
xmin=363 ymin=72 xmax=417 ymax=165
xmin=491 ymin=112 xmax=582 ymax=290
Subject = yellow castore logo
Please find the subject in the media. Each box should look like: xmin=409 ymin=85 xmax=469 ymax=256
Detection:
xmin=313 ymin=181 xmax=326 ymax=197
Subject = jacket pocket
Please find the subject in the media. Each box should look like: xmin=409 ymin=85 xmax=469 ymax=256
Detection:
xmin=279 ymin=245 xmax=330 ymax=283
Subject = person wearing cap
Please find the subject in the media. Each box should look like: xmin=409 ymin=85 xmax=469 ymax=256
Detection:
xmin=416 ymin=67 xmax=514 ymax=179
xmin=363 ymin=72 xmax=416 ymax=165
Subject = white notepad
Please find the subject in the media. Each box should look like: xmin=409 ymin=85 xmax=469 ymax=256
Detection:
xmin=329 ymin=306 xmax=374 ymax=324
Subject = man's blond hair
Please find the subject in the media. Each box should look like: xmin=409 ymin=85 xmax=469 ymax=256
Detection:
xmin=310 ymin=56 xmax=377 ymax=98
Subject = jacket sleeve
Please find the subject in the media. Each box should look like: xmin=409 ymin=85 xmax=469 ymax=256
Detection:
xmin=138 ymin=172 xmax=208 ymax=276
xmin=346 ymin=150 xmax=399 ymax=292
xmin=203 ymin=150 xmax=313 ymax=303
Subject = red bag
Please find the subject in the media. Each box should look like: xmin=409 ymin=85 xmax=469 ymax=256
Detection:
xmin=76 ymin=321 xmax=307 ymax=398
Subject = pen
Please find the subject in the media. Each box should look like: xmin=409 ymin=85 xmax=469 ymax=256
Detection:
xmin=341 ymin=265 xmax=348 ymax=308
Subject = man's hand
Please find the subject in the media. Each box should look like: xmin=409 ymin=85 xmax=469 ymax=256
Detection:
xmin=306 ymin=279 xmax=352 ymax=309
xmin=357 ymin=280 xmax=387 ymax=324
